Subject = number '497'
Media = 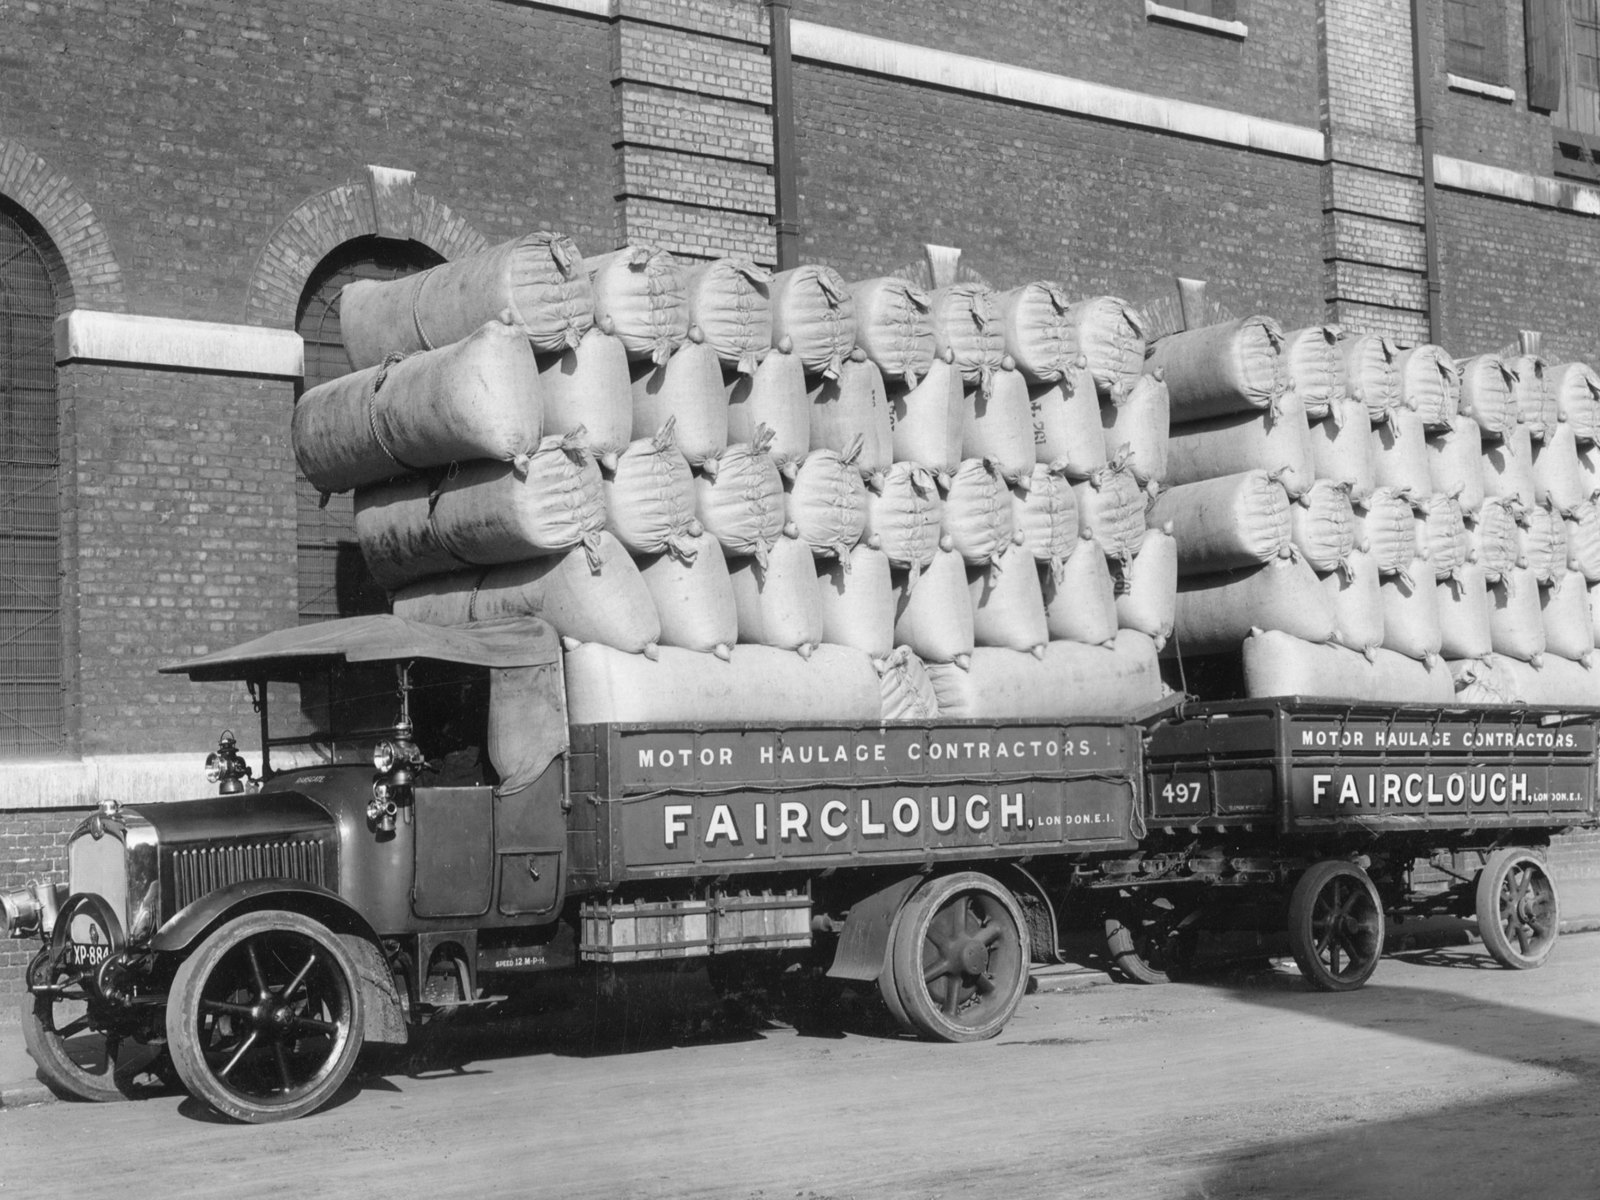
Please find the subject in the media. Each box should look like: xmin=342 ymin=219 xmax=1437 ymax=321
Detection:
xmin=1162 ymin=782 xmax=1202 ymax=806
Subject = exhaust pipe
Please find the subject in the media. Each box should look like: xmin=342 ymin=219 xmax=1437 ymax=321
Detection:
xmin=2 ymin=880 xmax=65 ymax=938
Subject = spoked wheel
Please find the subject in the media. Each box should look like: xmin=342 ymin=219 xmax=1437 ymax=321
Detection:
xmin=1287 ymin=860 xmax=1385 ymax=992
xmin=21 ymin=952 xmax=170 ymax=1102
xmin=888 ymin=872 xmax=1030 ymax=1042
xmin=1476 ymin=849 xmax=1560 ymax=970
xmin=166 ymin=911 xmax=365 ymax=1123
xmin=1103 ymin=890 xmax=1196 ymax=985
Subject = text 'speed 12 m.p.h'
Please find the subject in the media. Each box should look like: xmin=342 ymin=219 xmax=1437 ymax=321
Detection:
xmin=4 ymin=619 xmax=1594 ymax=1123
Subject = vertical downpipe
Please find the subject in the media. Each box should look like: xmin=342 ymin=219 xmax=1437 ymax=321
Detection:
xmin=766 ymin=0 xmax=801 ymax=271
xmin=1411 ymin=0 xmax=1442 ymax=344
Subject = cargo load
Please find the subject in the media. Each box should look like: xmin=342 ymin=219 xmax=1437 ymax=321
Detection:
xmin=1451 ymin=652 xmax=1598 ymax=707
xmin=893 ymin=546 xmax=976 ymax=667
xmin=1393 ymin=344 xmax=1458 ymax=430
xmin=1353 ymin=487 xmax=1417 ymax=576
xmin=1034 ymin=366 xmax=1110 ymax=480
xmin=1489 ymin=566 xmax=1548 ymax=663
xmin=1172 ymin=555 xmax=1336 ymax=653
xmin=1437 ymin=561 xmax=1494 ymax=660
xmin=925 ymin=630 xmax=1163 ymax=719
xmin=727 ymin=533 xmax=825 ymax=652
xmin=996 ymin=281 xmax=1076 ymax=383
xmin=1426 ymin=413 xmax=1486 ymax=511
xmin=1456 ymin=354 xmax=1519 ymax=440
xmin=292 ymin=318 xmax=543 ymax=494
xmin=785 ymin=444 xmax=869 ymax=560
xmin=1379 ymin=555 xmax=1443 ymax=660
xmin=726 ymin=349 xmax=809 ymax=475
xmin=339 ymin=232 xmax=593 ymax=366
xmin=1320 ymin=548 xmax=1385 ymax=655
xmin=1341 ymin=332 xmax=1402 ymax=424
xmin=684 ymin=257 xmax=772 ymax=376
xmin=963 ymin=366 xmax=1037 ymax=484
xmin=930 ymin=283 xmax=1009 ymax=393
xmin=1508 ymin=351 xmax=1556 ymax=440
xmin=889 ymin=359 xmax=967 ymax=486
xmin=1042 ymin=538 xmax=1119 ymax=645
xmin=1521 ymin=505 xmax=1570 ymax=586
xmin=769 ymin=264 xmax=857 ymax=378
xmin=875 ymin=645 xmax=941 ymax=721
xmin=694 ymin=430 xmax=787 ymax=565
xmin=536 ymin=328 xmax=632 ymax=470
xmin=1072 ymin=462 xmax=1147 ymax=563
xmin=1280 ymin=325 xmax=1347 ymax=420
xmin=1415 ymin=495 xmax=1469 ymax=580
xmin=1372 ymin=402 xmax=1433 ymax=499
xmin=1147 ymin=471 xmax=1291 ymax=573
xmin=1550 ymin=361 xmax=1600 ymax=442
xmin=863 ymin=462 xmax=944 ymax=573
xmin=850 ymin=276 xmax=935 ymax=387
xmin=943 ymin=457 xmax=1019 ymax=568
xmin=808 ymin=358 xmax=893 ymax=484
xmin=1568 ymin=502 xmax=1600 ymax=582
xmin=1100 ymin=372 xmax=1170 ymax=486
xmin=629 ymin=341 xmax=728 ymax=467
xmin=1164 ymin=386 xmax=1313 ymax=497
xmin=1468 ymin=497 xmax=1521 ymax=582
xmin=969 ymin=544 xmax=1049 ymax=655
xmin=637 ymin=532 xmax=739 ymax=658
xmin=1064 ymin=296 xmax=1147 ymax=401
xmin=1113 ymin=527 xmax=1178 ymax=647
xmin=816 ymin=545 xmax=896 ymax=656
xmin=1010 ymin=463 xmax=1079 ymax=577
xmin=1241 ymin=629 xmax=1454 ymax=702
xmin=1143 ymin=315 xmax=1287 ymax=423
xmin=587 ymin=245 xmax=690 ymax=365
xmin=1291 ymin=480 xmax=1357 ymax=573
xmin=1309 ymin=397 xmax=1378 ymax=505
xmin=1542 ymin=570 xmax=1595 ymax=662
xmin=1532 ymin=419 xmax=1587 ymax=514
xmin=604 ymin=422 xmax=702 ymax=561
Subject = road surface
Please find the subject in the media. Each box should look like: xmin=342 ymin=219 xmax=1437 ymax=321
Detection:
xmin=4 ymin=934 xmax=1600 ymax=1200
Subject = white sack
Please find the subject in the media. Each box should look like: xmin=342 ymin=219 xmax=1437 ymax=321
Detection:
xmin=816 ymin=545 xmax=896 ymax=657
xmin=1034 ymin=366 xmax=1110 ymax=480
xmin=1100 ymin=372 xmax=1170 ymax=486
xmin=1426 ymin=413 xmax=1486 ymax=512
xmin=637 ymin=532 xmax=738 ymax=658
xmin=925 ymin=631 xmax=1163 ymax=720
xmin=769 ymin=265 xmax=856 ymax=378
xmin=1147 ymin=471 xmax=1291 ymax=574
xmin=1309 ymin=397 xmax=1377 ymax=505
xmin=727 ymin=349 xmax=810 ymax=475
xmin=727 ymin=533 xmax=825 ymax=652
xmin=851 ymin=276 xmax=935 ymax=387
xmin=684 ymin=257 xmax=772 ymax=375
xmin=997 ymin=280 xmax=1077 ymax=383
xmin=1173 ymin=556 xmax=1336 ymax=653
xmin=1043 ymin=537 xmax=1119 ymax=645
xmin=629 ymin=341 xmax=728 ymax=467
xmin=537 ymin=328 xmax=632 ymax=470
xmin=808 ymin=358 xmax=893 ymax=484
xmin=587 ymin=245 xmax=689 ymax=365
xmin=890 ymin=359 xmax=967 ymax=486
xmin=963 ymin=367 xmax=1037 ymax=484
xmin=1164 ymin=385 xmax=1314 ymax=497
xmin=1065 ymin=296 xmax=1147 ymax=402
xmin=1242 ymin=629 xmax=1455 ymax=703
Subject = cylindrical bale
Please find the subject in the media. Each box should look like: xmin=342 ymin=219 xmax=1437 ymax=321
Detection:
xmin=893 ymin=547 xmax=976 ymax=667
xmin=1450 ymin=653 xmax=1600 ymax=707
xmin=536 ymin=327 xmax=632 ymax=469
xmin=1043 ymin=536 xmax=1119 ymax=645
xmin=1394 ymin=344 xmax=1459 ymax=430
xmin=1569 ymin=502 xmax=1600 ymax=582
xmin=1281 ymin=325 xmax=1348 ymax=420
xmin=727 ymin=349 xmax=809 ymax=475
xmin=340 ymin=232 xmax=593 ymax=367
xmin=1164 ymin=386 xmax=1314 ymax=497
xmin=1591 ymin=578 xmax=1600 ymax=645
xmin=1341 ymin=332 xmax=1402 ymax=425
xmin=1241 ymin=629 xmax=1455 ymax=703
xmin=1320 ymin=548 xmax=1385 ymax=655
xmin=1457 ymin=354 xmax=1520 ymax=440
xmin=1292 ymin=479 xmax=1357 ymax=573
xmin=1147 ymin=471 xmax=1291 ymax=574
xmin=808 ymin=358 xmax=893 ymax=484
xmin=1489 ymin=565 xmax=1548 ymax=662
xmin=637 ymin=532 xmax=738 ymax=657
xmin=1114 ymin=527 xmax=1178 ymax=646
xmin=1508 ymin=353 xmax=1557 ymax=440
xmin=996 ymin=280 xmax=1076 ymax=383
xmin=1521 ymin=504 xmax=1570 ymax=586
xmin=695 ymin=432 xmax=786 ymax=564
xmin=1309 ymin=397 xmax=1378 ymax=505
xmin=1035 ymin=365 xmax=1109 ymax=480
xmin=1533 ymin=419 xmax=1588 ymax=514
xmin=1011 ymin=464 xmax=1079 ymax=576
xmin=1372 ymin=402 xmax=1434 ymax=499
xmin=1415 ymin=495 xmax=1469 ymax=580
xmin=1437 ymin=560 xmax=1494 ymax=660
xmin=354 ymin=433 xmax=605 ymax=590
xmin=629 ymin=340 xmax=728 ymax=467
xmin=1469 ymin=498 xmax=1522 ymax=583
xmin=864 ymin=462 xmax=944 ymax=572
xmin=1542 ymin=570 xmax=1595 ymax=662
xmin=1101 ymin=372 xmax=1170 ymax=486
xmin=817 ymin=544 xmax=896 ymax=657
xmin=292 ymin=318 xmax=543 ymax=494
xmin=785 ymin=447 xmax=868 ymax=560
xmin=1173 ymin=555 xmax=1336 ymax=653
xmin=930 ymin=283 xmax=1008 ymax=392
xmin=925 ymin=630 xmax=1163 ymax=720
xmin=851 ymin=276 xmax=934 ymax=388
xmin=1583 ymin=441 xmax=1600 ymax=501
xmin=727 ymin=534 xmax=825 ymax=652
xmin=684 ymin=257 xmax=772 ymax=376
xmin=1426 ymin=413 xmax=1486 ymax=512
xmin=963 ymin=367 xmax=1037 ymax=484
xmin=968 ymin=544 xmax=1049 ymax=654
xmin=604 ymin=424 xmax=701 ymax=559
xmin=1065 ymin=296 xmax=1147 ymax=402
xmin=877 ymin=646 xmax=941 ymax=722
xmin=565 ymin=642 xmax=882 ymax=725
xmin=1354 ymin=487 xmax=1418 ymax=575
xmin=587 ymin=245 xmax=689 ymax=365
xmin=1144 ymin=315 xmax=1288 ymax=423
xmin=769 ymin=264 xmax=856 ymax=378
xmin=1380 ymin=555 xmax=1443 ymax=660
xmin=1550 ymin=361 xmax=1600 ymax=444
xmin=944 ymin=457 xmax=1018 ymax=568
xmin=391 ymin=533 xmax=659 ymax=654
xmin=1072 ymin=463 xmax=1147 ymax=563
xmin=890 ymin=359 xmax=966 ymax=485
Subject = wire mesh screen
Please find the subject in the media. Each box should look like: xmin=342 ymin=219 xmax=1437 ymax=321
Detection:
xmin=294 ymin=237 xmax=444 ymax=623
xmin=0 ymin=209 xmax=63 ymax=756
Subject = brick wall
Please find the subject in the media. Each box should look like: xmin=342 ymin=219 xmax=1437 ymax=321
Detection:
xmin=0 ymin=809 xmax=86 ymax=1014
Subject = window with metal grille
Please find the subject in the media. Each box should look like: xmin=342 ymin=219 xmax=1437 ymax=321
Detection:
xmin=294 ymin=238 xmax=444 ymax=623
xmin=1446 ymin=0 xmax=1508 ymax=83
xmin=0 ymin=205 xmax=64 ymax=757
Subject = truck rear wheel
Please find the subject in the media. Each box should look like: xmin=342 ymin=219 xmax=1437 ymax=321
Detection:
xmin=1476 ymin=849 xmax=1559 ymax=970
xmin=1287 ymin=860 xmax=1384 ymax=992
xmin=165 ymin=910 xmax=365 ymax=1123
xmin=889 ymin=873 xmax=1029 ymax=1042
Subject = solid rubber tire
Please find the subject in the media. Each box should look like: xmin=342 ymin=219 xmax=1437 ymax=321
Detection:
xmin=1475 ymin=848 xmax=1560 ymax=970
xmin=1287 ymin=860 xmax=1385 ymax=992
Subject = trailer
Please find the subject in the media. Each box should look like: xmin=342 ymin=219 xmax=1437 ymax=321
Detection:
xmin=1095 ymin=697 xmax=1597 ymax=990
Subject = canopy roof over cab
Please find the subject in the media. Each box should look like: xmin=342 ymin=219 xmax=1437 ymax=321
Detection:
xmin=162 ymin=615 xmax=560 ymax=681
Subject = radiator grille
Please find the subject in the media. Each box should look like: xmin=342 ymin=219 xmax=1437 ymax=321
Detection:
xmin=171 ymin=840 xmax=326 ymax=910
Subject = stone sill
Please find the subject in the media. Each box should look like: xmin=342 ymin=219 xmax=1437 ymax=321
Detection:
xmin=1144 ymin=2 xmax=1248 ymax=40
xmin=1447 ymin=74 xmax=1516 ymax=103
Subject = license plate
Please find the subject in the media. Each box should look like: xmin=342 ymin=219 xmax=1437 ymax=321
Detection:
xmin=66 ymin=942 xmax=111 ymax=968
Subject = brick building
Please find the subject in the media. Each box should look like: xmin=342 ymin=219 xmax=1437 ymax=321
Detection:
xmin=2 ymin=0 xmax=1599 ymax=993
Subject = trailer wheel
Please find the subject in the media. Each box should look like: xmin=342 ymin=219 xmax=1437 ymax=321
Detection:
xmin=1287 ymin=861 xmax=1384 ymax=992
xmin=1476 ymin=849 xmax=1560 ymax=970
xmin=1103 ymin=891 xmax=1195 ymax=985
xmin=889 ymin=873 xmax=1029 ymax=1042
xmin=165 ymin=910 xmax=365 ymax=1124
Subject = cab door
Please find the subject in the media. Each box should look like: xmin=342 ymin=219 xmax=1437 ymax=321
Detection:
xmin=493 ymin=759 xmax=567 ymax=920
xmin=412 ymin=786 xmax=495 ymax=918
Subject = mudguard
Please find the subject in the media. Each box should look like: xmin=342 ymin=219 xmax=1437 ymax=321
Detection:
xmin=825 ymin=875 xmax=923 ymax=981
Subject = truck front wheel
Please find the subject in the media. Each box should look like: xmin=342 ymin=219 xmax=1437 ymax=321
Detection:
xmin=165 ymin=910 xmax=365 ymax=1123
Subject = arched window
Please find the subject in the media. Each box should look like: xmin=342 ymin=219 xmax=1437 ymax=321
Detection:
xmin=0 ymin=204 xmax=63 ymax=757
xmin=294 ymin=237 xmax=444 ymax=623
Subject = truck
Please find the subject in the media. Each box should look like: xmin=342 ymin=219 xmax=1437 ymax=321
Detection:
xmin=5 ymin=616 xmax=1595 ymax=1123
